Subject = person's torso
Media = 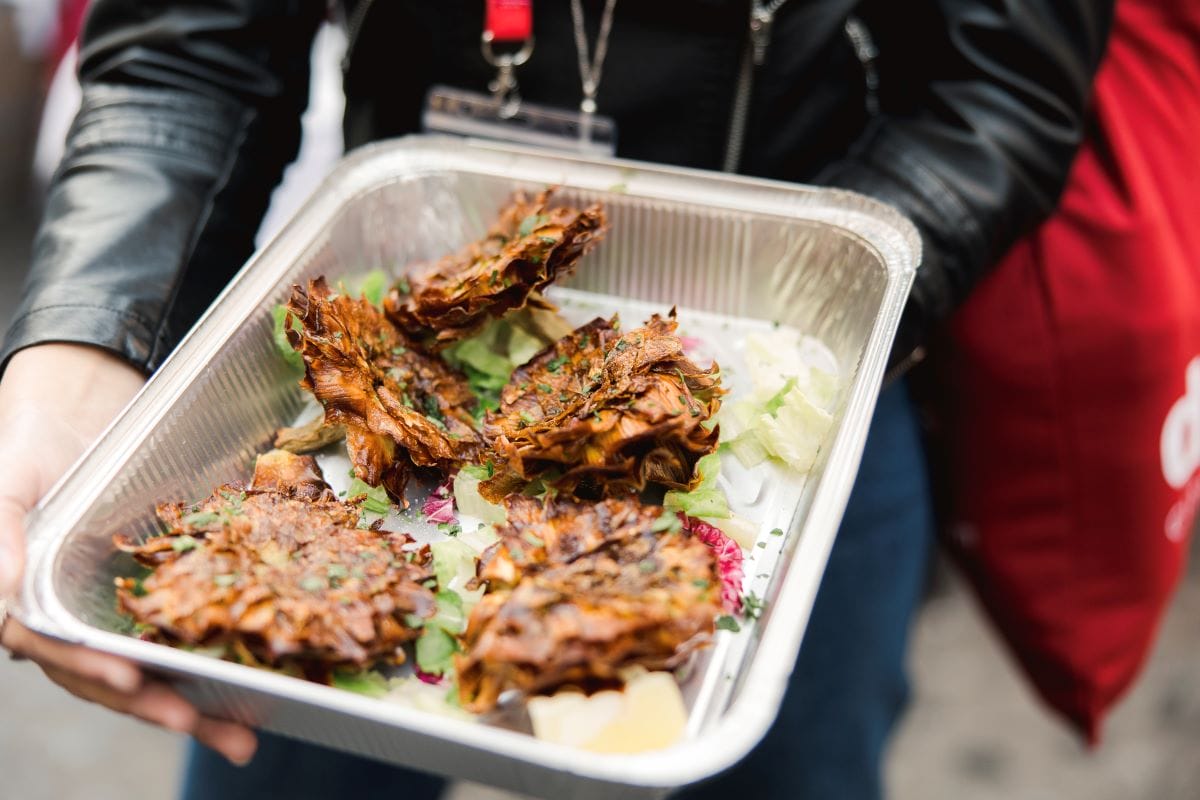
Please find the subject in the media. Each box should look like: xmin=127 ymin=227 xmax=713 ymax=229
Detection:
xmin=340 ymin=0 xmax=872 ymax=180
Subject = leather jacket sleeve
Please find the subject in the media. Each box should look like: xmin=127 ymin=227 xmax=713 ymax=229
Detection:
xmin=819 ymin=1 xmax=1115 ymax=370
xmin=3 ymin=0 xmax=1115 ymax=376
xmin=0 ymin=0 xmax=325 ymax=374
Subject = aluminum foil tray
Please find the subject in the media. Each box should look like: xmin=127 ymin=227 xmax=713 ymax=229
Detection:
xmin=19 ymin=136 xmax=918 ymax=799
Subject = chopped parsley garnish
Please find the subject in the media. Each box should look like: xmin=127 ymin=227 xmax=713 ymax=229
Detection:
xmin=518 ymin=411 xmax=537 ymax=427
xmin=638 ymin=559 xmax=657 ymax=574
xmin=327 ymin=564 xmax=349 ymax=581
xmin=536 ymin=383 xmax=552 ymax=393
xmin=436 ymin=522 xmax=462 ymax=537
xmin=182 ymin=511 xmax=221 ymax=528
xmin=171 ymin=535 xmax=199 ymax=553
xmin=395 ymin=276 xmax=411 ymax=295
xmin=615 ymin=340 xmax=629 ymax=352
xmin=742 ymin=592 xmax=766 ymax=620
xmin=715 ymin=615 xmax=741 ymax=633
xmin=769 ymin=528 xmax=784 ymax=537
xmin=517 ymin=213 xmax=550 ymax=238
xmin=391 ymin=345 xmax=408 ymax=356
xmin=546 ymin=355 xmax=569 ymax=373
xmin=423 ymin=395 xmax=446 ymax=426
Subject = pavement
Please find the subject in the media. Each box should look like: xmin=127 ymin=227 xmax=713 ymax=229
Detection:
xmin=1 ymin=155 xmax=1199 ymax=800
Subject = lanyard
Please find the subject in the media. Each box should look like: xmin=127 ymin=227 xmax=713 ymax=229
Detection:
xmin=429 ymin=0 xmax=617 ymax=156
xmin=485 ymin=0 xmax=533 ymax=42
xmin=481 ymin=0 xmax=535 ymax=116
xmin=569 ymin=0 xmax=618 ymax=117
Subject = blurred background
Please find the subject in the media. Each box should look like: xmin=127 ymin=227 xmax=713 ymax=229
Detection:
xmin=1 ymin=4 xmax=1198 ymax=799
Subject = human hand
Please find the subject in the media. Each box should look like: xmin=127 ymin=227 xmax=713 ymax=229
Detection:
xmin=0 ymin=343 xmax=257 ymax=764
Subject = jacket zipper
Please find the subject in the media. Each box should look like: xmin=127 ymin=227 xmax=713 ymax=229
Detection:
xmin=722 ymin=0 xmax=788 ymax=172
xmin=341 ymin=0 xmax=378 ymax=72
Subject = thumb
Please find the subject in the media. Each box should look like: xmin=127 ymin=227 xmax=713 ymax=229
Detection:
xmin=0 ymin=496 xmax=28 ymax=598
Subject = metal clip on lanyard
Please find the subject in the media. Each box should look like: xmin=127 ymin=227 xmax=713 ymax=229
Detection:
xmin=423 ymin=0 xmax=618 ymax=157
xmin=481 ymin=0 xmax=535 ymax=119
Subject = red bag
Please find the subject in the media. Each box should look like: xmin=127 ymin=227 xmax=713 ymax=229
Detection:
xmin=927 ymin=0 xmax=1200 ymax=742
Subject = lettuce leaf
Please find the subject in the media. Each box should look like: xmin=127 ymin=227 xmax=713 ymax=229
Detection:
xmin=443 ymin=314 xmax=558 ymax=422
xmin=415 ymin=626 xmax=458 ymax=676
xmin=356 ymin=269 xmax=389 ymax=308
xmin=430 ymin=538 xmax=484 ymax=613
xmin=346 ymin=478 xmax=390 ymax=514
xmin=721 ymin=331 xmax=838 ymax=474
xmin=272 ymin=305 xmax=304 ymax=370
xmin=332 ymin=668 xmax=390 ymax=698
xmin=663 ymin=453 xmax=730 ymax=519
xmin=453 ymin=468 xmax=507 ymax=525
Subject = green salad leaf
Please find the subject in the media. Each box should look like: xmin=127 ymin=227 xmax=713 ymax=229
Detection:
xmin=345 ymin=478 xmax=391 ymax=516
xmin=443 ymin=315 xmax=548 ymax=422
xmin=332 ymin=669 xmax=391 ymax=698
xmin=663 ymin=453 xmax=730 ymax=519
xmin=272 ymin=305 xmax=304 ymax=370
xmin=415 ymin=626 xmax=458 ymax=676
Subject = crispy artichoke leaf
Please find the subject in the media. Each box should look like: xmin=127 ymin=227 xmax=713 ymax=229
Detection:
xmin=386 ymin=189 xmax=608 ymax=346
xmin=480 ymin=314 xmax=723 ymax=500
xmin=286 ymin=278 xmax=482 ymax=494
xmin=456 ymin=495 xmax=721 ymax=713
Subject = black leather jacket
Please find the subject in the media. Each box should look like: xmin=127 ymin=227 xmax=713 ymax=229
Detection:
xmin=1 ymin=0 xmax=1114 ymax=374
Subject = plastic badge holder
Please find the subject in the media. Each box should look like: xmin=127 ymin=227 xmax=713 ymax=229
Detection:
xmin=424 ymin=85 xmax=616 ymax=157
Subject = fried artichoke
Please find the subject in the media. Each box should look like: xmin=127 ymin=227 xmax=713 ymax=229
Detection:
xmin=115 ymin=451 xmax=435 ymax=674
xmin=386 ymin=189 xmax=608 ymax=346
xmin=457 ymin=495 xmax=721 ymax=712
xmin=479 ymin=314 xmax=723 ymax=500
xmin=286 ymin=278 xmax=481 ymax=497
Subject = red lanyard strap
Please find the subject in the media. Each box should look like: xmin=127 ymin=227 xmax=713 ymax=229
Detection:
xmin=485 ymin=0 xmax=533 ymax=43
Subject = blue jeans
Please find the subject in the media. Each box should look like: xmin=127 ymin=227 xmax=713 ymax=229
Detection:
xmin=182 ymin=381 xmax=933 ymax=800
